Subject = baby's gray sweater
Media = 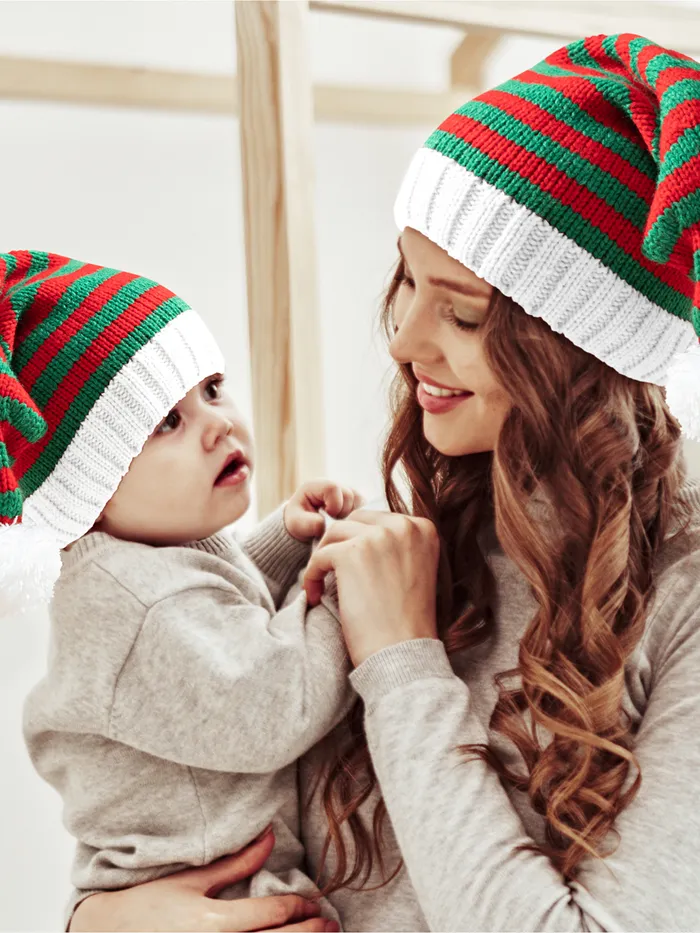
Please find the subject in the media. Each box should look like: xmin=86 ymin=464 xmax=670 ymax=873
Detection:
xmin=23 ymin=508 xmax=352 ymax=919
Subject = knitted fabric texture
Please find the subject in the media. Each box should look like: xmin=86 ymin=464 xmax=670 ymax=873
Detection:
xmin=0 ymin=250 xmax=224 ymax=546
xmin=394 ymin=33 xmax=700 ymax=438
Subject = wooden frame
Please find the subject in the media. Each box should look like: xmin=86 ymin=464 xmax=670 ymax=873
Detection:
xmin=1 ymin=0 xmax=696 ymax=512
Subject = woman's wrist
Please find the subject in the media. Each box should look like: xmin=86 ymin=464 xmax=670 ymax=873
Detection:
xmin=349 ymin=637 xmax=452 ymax=710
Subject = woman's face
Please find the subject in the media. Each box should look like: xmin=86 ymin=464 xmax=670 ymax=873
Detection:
xmin=390 ymin=227 xmax=511 ymax=457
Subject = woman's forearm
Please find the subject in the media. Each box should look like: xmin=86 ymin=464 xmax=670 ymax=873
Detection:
xmin=351 ymin=638 xmax=700 ymax=932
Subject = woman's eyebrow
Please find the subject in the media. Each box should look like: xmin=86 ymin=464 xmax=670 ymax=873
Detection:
xmin=427 ymin=277 xmax=490 ymax=299
xmin=398 ymin=237 xmax=489 ymax=299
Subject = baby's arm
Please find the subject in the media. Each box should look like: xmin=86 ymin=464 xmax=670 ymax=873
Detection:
xmin=108 ymin=568 xmax=352 ymax=773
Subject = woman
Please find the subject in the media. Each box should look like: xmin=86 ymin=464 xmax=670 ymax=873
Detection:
xmin=70 ymin=33 xmax=700 ymax=932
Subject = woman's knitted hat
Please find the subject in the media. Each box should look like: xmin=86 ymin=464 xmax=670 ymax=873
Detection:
xmin=0 ymin=250 xmax=225 ymax=616
xmin=395 ymin=33 xmax=700 ymax=438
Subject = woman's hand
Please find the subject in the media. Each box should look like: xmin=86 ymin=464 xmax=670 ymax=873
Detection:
xmin=70 ymin=829 xmax=339 ymax=933
xmin=303 ymin=510 xmax=440 ymax=666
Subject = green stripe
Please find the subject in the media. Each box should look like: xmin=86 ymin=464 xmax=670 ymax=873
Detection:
xmin=644 ymin=187 xmax=700 ymax=263
xmin=22 ymin=295 xmax=189 ymax=496
xmin=14 ymin=266 xmax=121 ymax=374
xmin=0 ymin=253 xmax=18 ymax=280
xmin=626 ymin=36 xmax=657 ymax=82
xmin=31 ymin=277 xmax=162 ymax=407
xmin=0 ymin=395 xmax=46 ymax=443
xmin=505 ymin=78 xmax=655 ymax=178
xmin=659 ymin=78 xmax=700 ymax=120
xmin=659 ymin=124 xmax=700 ymax=183
xmin=0 ymin=489 xmax=23 ymax=519
xmin=0 ymin=439 xmax=14 ymax=469
xmin=566 ymin=40 xmax=607 ymax=73
xmin=457 ymin=99 xmax=651 ymax=230
xmin=691 ymin=250 xmax=700 ymax=284
xmin=0 ymin=333 xmax=10 ymax=361
xmin=9 ymin=258 xmax=85 ymax=334
xmin=22 ymin=252 xmax=52 ymax=285
xmin=644 ymin=52 xmax=700 ymax=91
xmin=426 ymin=129 xmax=690 ymax=316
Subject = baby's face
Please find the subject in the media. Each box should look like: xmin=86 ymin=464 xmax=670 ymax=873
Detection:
xmin=97 ymin=374 xmax=254 ymax=545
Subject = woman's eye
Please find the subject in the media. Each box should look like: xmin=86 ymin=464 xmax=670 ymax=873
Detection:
xmin=444 ymin=308 xmax=479 ymax=332
xmin=156 ymin=410 xmax=181 ymax=434
xmin=400 ymin=273 xmax=415 ymax=290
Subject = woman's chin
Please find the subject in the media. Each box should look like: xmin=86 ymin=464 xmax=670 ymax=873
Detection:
xmin=423 ymin=420 xmax=494 ymax=457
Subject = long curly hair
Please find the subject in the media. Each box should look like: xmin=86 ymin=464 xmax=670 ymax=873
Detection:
xmin=315 ymin=255 xmax=692 ymax=892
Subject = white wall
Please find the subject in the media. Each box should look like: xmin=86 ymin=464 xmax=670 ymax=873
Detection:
xmin=1 ymin=4 xmax=699 ymax=929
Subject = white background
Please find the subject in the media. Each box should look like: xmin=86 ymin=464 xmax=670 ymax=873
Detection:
xmin=1 ymin=3 xmax=699 ymax=928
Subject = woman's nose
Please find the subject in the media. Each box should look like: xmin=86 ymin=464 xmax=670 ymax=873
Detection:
xmin=389 ymin=301 xmax=442 ymax=366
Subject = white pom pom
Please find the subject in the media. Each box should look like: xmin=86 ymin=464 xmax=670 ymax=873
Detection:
xmin=665 ymin=342 xmax=700 ymax=443
xmin=0 ymin=522 xmax=62 ymax=622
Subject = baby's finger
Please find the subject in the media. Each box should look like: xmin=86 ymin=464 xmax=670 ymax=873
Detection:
xmin=293 ymin=512 xmax=326 ymax=540
xmin=322 ymin=485 xmax=345 ymax=518
xmin=339 ymin=487 xmax=364 ymax=517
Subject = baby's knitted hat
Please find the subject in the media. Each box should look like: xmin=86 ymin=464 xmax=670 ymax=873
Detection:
xmin=395 ymin=34 xmax=700 ymax=438
xmin=0 ymin=250 xmax=224 ymax=617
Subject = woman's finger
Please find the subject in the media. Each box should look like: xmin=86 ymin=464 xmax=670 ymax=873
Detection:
xmin=303 ymin=543 xmax=347 ymax=605
xmin=214 ymin=895 xmax=322 ymax=932
xmin=274 ymin=920 xmax=339 ymax=932
xmin=178 ymin=830 xmax=276 ymax=895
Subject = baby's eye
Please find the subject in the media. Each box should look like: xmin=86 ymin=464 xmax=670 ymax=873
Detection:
xmin=156 ymin=410 xmax=181 ymax=434
xmin=205 ymin=377 xmax=224 ymax=400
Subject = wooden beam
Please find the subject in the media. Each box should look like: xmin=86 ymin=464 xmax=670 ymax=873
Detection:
xmin=236 ymin=0 xmax=324 ymax=517
xmin=0 ymin=55 xmax=237 ymax=114
xmin=450 ymin=28 xmax=500 ymax=90
xmin=0 ymin=55 xmax=472 ymax=125
xmin=310 ymin=1 xmax=700 ymax=53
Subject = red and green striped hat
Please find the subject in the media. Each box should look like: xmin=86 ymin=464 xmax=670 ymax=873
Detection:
xmin=0 ymin=251 xmax=224 ymax=613
xmin=395 ymin=34 xmax=700 ymax=438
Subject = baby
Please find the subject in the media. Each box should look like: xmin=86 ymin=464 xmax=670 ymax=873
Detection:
xmin=0 ymin=252 xmax=353 ymax=925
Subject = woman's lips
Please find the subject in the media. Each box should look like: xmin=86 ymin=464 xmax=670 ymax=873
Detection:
xmin=416 ymin=382 xmax=473 ymax=414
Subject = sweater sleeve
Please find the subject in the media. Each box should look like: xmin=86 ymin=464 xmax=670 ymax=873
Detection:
xmin=349 ymin=576 xmax=700 ymax=931
xmin=241 ymin=505 xmax=312 ymax=605
xmin=109 ymin=580 xmax=352 ymax=774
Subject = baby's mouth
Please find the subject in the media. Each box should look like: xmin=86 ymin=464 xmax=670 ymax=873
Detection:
xmin=214 ymin=453 xmax=249 ymax=486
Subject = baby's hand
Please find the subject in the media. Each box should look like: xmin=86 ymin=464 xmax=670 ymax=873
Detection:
xmin=284 ymin=480 xmax=363 ymax=543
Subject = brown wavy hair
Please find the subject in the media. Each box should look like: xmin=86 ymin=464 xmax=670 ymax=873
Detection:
xmin=314 ymin=256 xmax=692 ymax=893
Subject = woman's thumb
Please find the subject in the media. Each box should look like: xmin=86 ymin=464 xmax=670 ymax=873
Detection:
xmin=181 ymin=827 xmax=275 ymax=897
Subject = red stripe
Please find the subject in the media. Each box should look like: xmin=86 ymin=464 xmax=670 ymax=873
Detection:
xmin=18 ymin=271 xmax=139 ymax=392
xmin=659 ymin=99 xmax=697 ymax=160
xmin=514 ymin=70 xmax=641 ymax=147
xmin=0 ymin=465 xmax=18 ymax=493
xmin=477 ymin=87 xmax=654 ymax=201
xmin=17 ymin=284 xmax=174 ymax=476
xmin=441 ymin=111 xmax=691 ymax=297
xmin=613 ymin=34 xmax=636 ymax=78
xmin=583 ymin=35 xmax=620 ymax=73
xmin=16 ymin=262 xmax=103 ymax=343
xmin=666 ymin=218 xmax=700 ymax=275
xmin=0 ymin=372 xmax=42 ymax=413
xmin=635 ymin=43 xmax=666 ymax=85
